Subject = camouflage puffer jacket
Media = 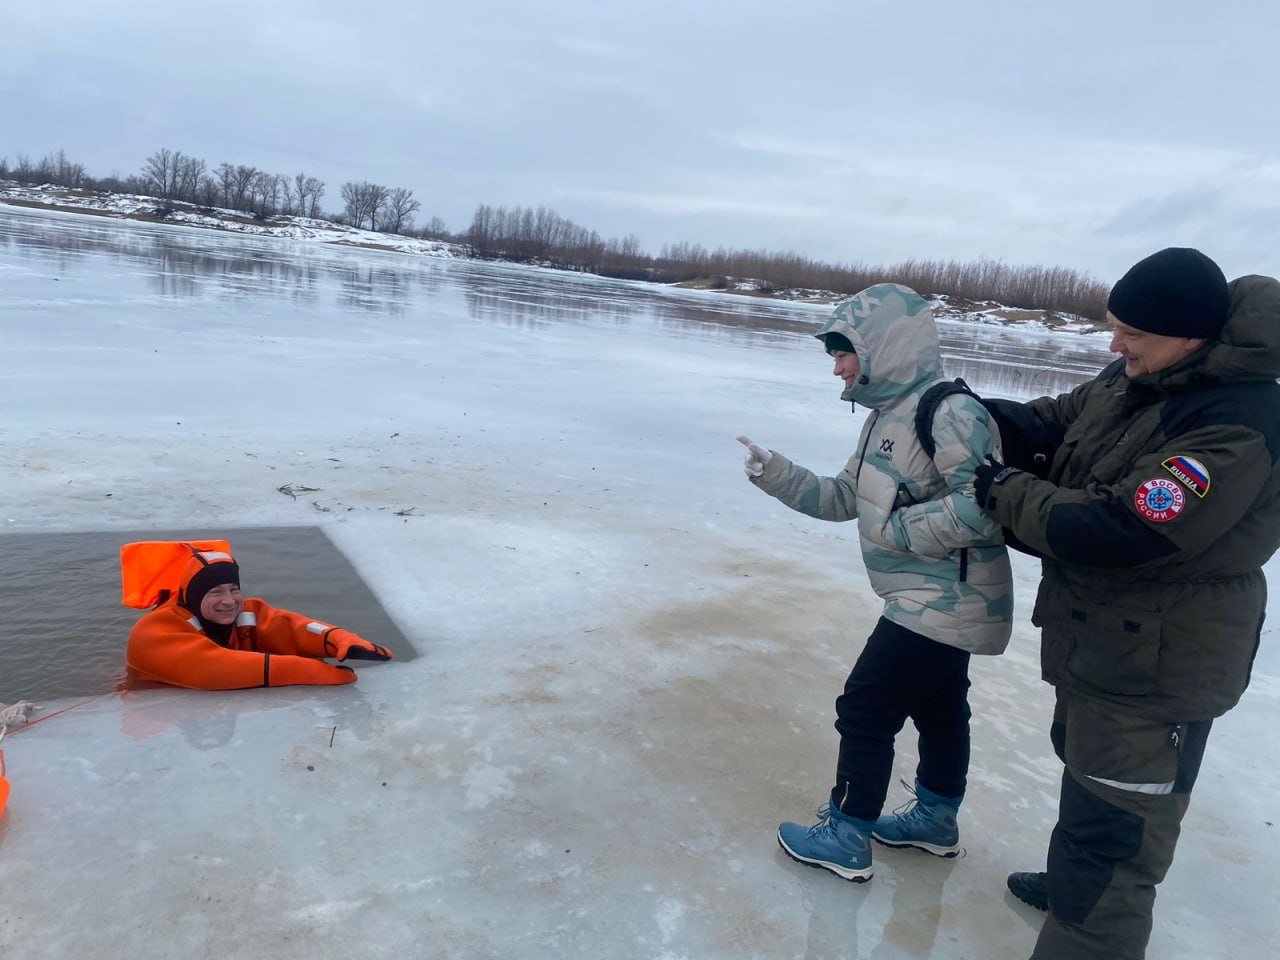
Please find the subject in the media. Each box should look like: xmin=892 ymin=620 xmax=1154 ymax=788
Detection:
xmin=752 ymin=283 xmax=1013 ymax=654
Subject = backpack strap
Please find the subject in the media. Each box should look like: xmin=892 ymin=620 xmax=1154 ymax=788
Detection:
xmin=915 ymin=378 xmax=979 ymax=460
xmin=917 ymin=377 xmax=1058 ymax=476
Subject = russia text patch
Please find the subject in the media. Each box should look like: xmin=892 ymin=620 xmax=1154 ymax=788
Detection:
xmin=1162 ymin=455 xmax=1210 ymax=498
xmin=1135 ymin=477 xmax=1186 ymax=522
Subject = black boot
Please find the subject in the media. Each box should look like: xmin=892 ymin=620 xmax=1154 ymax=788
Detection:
xmin=1006 ymin=871 xmax=1048 ymax=911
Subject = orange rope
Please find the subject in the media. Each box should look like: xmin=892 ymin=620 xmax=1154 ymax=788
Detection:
xmin=4 ymin=693 xmax=116 ymax=736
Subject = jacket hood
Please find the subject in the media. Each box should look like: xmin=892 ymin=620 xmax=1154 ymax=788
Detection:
xmin=1200 ymin=274 xmax=1280 ymax=383
xmin=814 ymin=283 xmax=941 ymax=409
xmin=178 ymin=549 xmax=240 ymax=612
xmin=1141 ymin=274 xmax=1280 ymax=395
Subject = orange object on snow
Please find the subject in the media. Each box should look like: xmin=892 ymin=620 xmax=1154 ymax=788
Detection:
xmin=120 ymin=539 xmax=231 ymax=609
xmin=0 ymin=730 xmax=10 ymax=819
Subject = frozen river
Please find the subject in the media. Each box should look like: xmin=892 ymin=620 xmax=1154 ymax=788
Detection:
xmin=0 ymin=205 xmax=1110 ymax=705
xmin=0 ymin=205 xmax=1272 ymax=960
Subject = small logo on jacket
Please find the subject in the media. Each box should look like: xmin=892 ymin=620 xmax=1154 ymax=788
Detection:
xmin=1134 ymin=477 xmax=1185 ymax=522
xmin=1161 ymin=455 xmax=1210 ymax=498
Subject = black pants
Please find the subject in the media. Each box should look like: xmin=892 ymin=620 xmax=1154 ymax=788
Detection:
xmin=830 ymin=617 xmax=972 ymax=821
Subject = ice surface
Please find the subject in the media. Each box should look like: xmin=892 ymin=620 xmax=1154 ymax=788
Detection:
xmin=0 ymin=206 xmax=1274 ymax=960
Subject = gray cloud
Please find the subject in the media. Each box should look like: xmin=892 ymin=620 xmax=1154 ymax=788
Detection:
xmin=3 ymin=0 xmax=1277 ymax=280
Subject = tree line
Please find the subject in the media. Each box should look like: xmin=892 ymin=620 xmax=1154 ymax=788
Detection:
xmin=0 ymin=147 xmax=435 ymax=236
xmin=1 ymin=146 xmax=1109 ymax=319
xmin=467 ymin=206 xmax=1109 ymax=319
xmin=651 ymin=243 xmax=1110 ymax=319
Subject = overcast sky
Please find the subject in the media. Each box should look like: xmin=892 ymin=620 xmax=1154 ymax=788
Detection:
xmin=3 ymin=0 xmax=1277 ymax=283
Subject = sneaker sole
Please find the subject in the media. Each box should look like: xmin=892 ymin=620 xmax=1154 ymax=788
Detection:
xmin=1010 ymin=891 xmax=1049 ymax=912
xmin=776 ymin=831 xmax=873 ymax=883
xmin=1007 ymin=883 xmax=1049 ymax=911
xmin=870 ymin=834 xmax=960 ymax=858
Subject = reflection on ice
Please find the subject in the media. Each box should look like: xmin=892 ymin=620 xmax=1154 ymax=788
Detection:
xmin=117 ymin=685 xmax=380 ymax=751
xmin=0 ymin=203 xmax=1112 ymax=400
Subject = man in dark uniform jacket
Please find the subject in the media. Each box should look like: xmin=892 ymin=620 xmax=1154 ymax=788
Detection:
xmin=973 ymin=248 xmax=1280 ymax=959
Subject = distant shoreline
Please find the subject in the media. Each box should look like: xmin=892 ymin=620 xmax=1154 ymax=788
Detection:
xmin=0 ymin=184 xmax=1107 ymax=334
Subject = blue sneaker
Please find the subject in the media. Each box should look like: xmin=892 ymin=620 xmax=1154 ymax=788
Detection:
xmin=871 ymin=778 xmax=961 ymax=857
xmin=777 ymin=803 xmax=874 ymax=882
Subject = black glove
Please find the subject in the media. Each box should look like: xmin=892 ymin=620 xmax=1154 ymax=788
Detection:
xmin=321 ymin=627 xmax=394 ymax=662
xmin=974 ymin=457 xmax=1024 ymax=511
xmin=343 ymin=643 xmax=393 ymax=662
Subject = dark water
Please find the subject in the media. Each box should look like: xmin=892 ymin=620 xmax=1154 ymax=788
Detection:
xmin=0 ymin=527 xmax=412 ymax=703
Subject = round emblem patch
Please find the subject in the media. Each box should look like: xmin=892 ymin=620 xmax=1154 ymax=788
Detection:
xmin=1134 ymin=477 xmax=1185 ymax=522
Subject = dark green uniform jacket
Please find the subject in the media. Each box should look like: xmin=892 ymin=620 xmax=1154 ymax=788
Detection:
xmin=991 ymin=275 xmax=1280 ymax=720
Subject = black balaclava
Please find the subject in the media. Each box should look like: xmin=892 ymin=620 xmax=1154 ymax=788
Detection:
xmin=182 ymin=558 xmax=241 ymax=644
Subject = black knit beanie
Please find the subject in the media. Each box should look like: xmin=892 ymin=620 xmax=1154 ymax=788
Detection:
xmin=1107 ymin=247 xmax=1229 ymax=339
xmin=821 ymin=332 xmax=856 ymax=354
xmin=183 ymin=559 xmax=241 ymax=615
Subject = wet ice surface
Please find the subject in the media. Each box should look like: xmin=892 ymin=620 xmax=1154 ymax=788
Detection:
xmin=1 ymin=205 xmax=1275 ymax=959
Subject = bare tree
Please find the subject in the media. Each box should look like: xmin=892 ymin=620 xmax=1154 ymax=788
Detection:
xmin=142 ymin=149 xmax=179 ymax=198
xmin=341 ymin=181 xmax=389 ymax=230
xmin=293 ymin=172 xmax=325 ymax=219
xmin=214 ymin=163 xmax=236 ymax=208
xmin=229 ymin=165 xmax=258 ymax=212
xmin=174 ymin=154 xmax=205 ymax=202
xmin=421 ymin=215 xmax=449 ymax=239
xmin=305 ymin=177 xmax=325 ymax=218
xmin=196 ymin=175 xmax=219 ymax=207
xmin=250 ymin=171 xmax=287 ymax=216
xmin=33 ymin=153 xmax=56 ymax=184
xmin=467 ymin=203 xmax=495 ymax=253
xmin=340 ymin=181 xmax=364 ymax=227
xmin=379 ymin=187 xmax=420 ymax=234
xmin=41 ymin=149 xmax=86 ymax=188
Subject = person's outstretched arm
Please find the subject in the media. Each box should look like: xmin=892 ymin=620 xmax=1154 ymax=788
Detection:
xmin=739 ymin=435 xmax=860 ymax=522
xmin=246 ymin=602 xmax=393 ymax=661
xmin=126 ymin=606 xmax=357 ymax=690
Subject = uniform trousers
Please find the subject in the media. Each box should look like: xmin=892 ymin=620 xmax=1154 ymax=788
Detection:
xmin=1032 ymin=690 xmax=1212 ymax=960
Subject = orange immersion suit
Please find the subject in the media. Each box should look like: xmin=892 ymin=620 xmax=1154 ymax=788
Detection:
xmin=125 ymin=548 xmax=391 ymax=690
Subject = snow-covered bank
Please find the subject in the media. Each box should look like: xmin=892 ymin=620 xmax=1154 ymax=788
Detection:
xmin=0 ymin=180 xmax=464 ymax=257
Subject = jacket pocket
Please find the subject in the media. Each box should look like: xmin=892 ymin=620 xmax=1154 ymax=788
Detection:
xmin=1087 ymin=442 xmax=1140 ymax=487
xmin=1063 ymin=599 xmax=1162 ymax=696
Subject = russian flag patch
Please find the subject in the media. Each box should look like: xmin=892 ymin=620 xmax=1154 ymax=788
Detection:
xmin=1161 ymin=455 xmax=1210 ymax=498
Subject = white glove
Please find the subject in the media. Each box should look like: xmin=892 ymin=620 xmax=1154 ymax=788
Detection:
xmin=0 ymin=700 xmax=38 ymax=726
xmin=737 ymin=435 xmax=773 ymax=478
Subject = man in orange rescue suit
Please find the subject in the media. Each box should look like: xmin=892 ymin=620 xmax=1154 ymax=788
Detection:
xmin=126 ymin=548 xmax=392 ymax=689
